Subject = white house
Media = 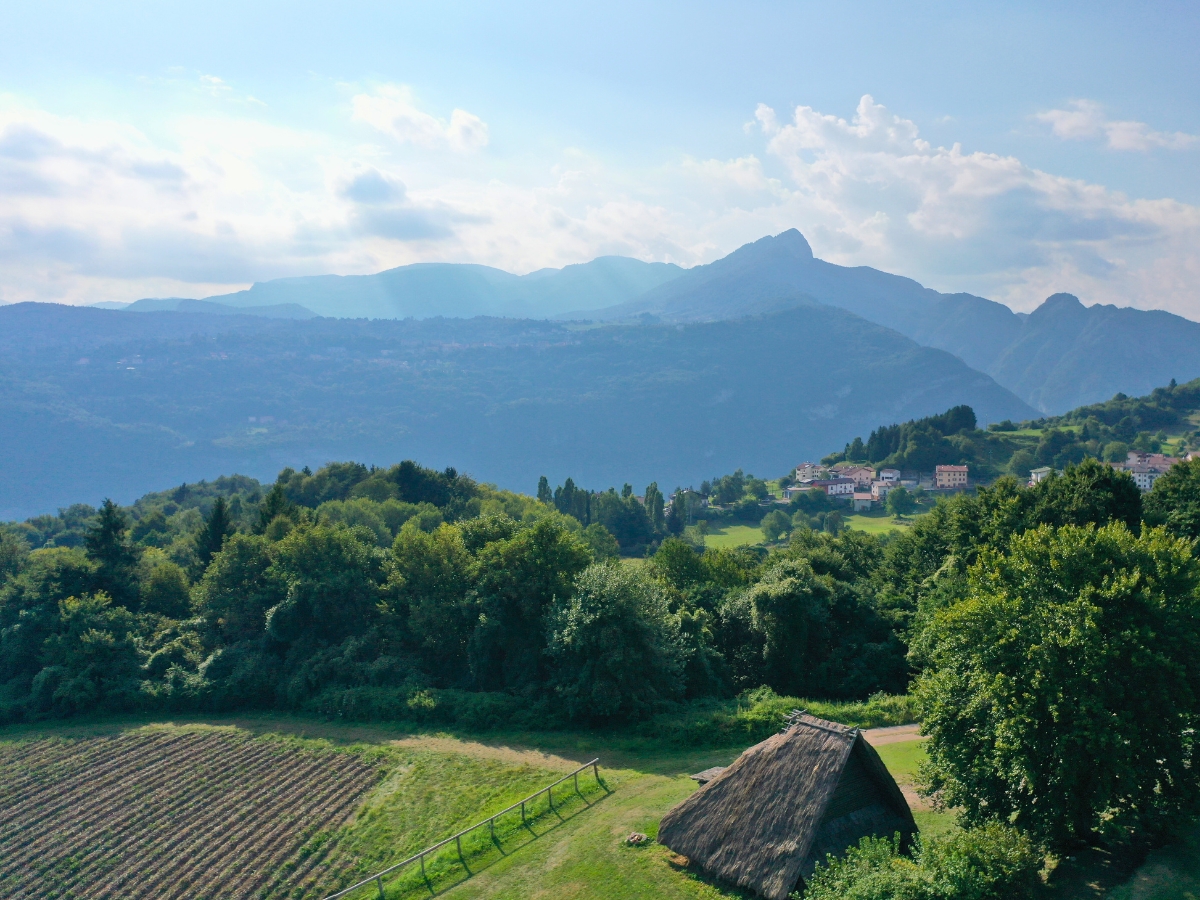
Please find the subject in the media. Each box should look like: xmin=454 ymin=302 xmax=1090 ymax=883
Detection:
xmin=870 ymin=480 xmax=892 ymax=501
xmin=1029 ymin=466 xmax=1054 ymax=484
xmin=879 ymin=469 xmax=901 ymax=484
xmin=811 ymin=477 xmax=856 ymax=497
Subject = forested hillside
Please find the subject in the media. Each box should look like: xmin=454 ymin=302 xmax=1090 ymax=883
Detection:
xmin=0 ymin=302 xmax=1033 ymax=519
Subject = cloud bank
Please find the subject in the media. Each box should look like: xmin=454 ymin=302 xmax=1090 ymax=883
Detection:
xmin=0 ymin=89 xmax=1196 ymax=320
xmin=1036 ymin=100 xmax=1198 ymax=151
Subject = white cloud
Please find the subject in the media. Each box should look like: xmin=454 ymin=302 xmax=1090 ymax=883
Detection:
xmin=351 ymin=85 xmax=489 ymax=153
xmin=739 ymin=95 xmax=1200 ymax=314
xmin=0 ymin=89 xmax=1198 ymax=322
xmin=1036 ymin=100 xmax=1198 ymax=151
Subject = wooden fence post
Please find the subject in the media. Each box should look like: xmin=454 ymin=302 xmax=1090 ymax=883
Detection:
xmin=548 ymin=785 xmax=554 ymax=812
xmin=456 ymin=834 xmax=464 ymax=865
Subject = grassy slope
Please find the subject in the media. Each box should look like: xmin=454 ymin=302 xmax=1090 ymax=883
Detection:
xmin=3 ymin=716 xmax=1196 ymax=899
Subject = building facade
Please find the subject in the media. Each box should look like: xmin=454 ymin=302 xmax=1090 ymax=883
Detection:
xmin=934 ymin=465 xmax=968 ymax=489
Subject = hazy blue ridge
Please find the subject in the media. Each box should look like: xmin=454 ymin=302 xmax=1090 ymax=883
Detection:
xmin=0 ymin=303 xmax=1033 ymax=519
xmin=197 ymin=255 xmax=684 ymax=320
xmin=576 ymin=230 xmax=1200 ymax=414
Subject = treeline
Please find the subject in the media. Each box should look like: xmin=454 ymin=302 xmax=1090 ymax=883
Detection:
xmin=0 ymin=451 xmax=915 ymax=726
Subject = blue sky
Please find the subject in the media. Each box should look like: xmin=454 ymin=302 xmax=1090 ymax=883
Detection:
xmin=1 ymin=1 xmax=1198 ymax=316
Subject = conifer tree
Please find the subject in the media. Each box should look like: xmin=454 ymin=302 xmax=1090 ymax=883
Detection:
xmin=197 ymin=497 xmax=233 ymax=566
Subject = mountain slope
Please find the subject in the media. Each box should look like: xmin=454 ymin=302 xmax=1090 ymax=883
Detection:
xmin=0 ymin=303 xmax=1033 ymax=518
xmin=198 ymin=255 xmax=684 ymax=320
xmin=581 ymin=230 xmax=1200 ymax=414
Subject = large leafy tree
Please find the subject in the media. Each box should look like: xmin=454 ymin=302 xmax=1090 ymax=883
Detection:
xmin=546 ymin=562 xmax=684 ymax=722
xmin=1144 ymin=458 xmax=1200 ymax=540
xmin=33 ymin=592 xmax=142 ymax=716
xmin=192 ymin=534 xmax=283 ymax=645
xmin=265 ymin=525 xmax=386 ymax=646
xmin=389 ymin=523 xmax=474 ymax=684
xmin=469 ymin=517 xmax=592 ymax=691
xmin=916 ymin=522 xmax=1200 ymax=849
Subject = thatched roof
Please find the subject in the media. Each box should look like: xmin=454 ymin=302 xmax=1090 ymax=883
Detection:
xmin=690 ymin=766 xmax=726 ymax=784
xmin=658 ymin=714 xmax=916 ymax=900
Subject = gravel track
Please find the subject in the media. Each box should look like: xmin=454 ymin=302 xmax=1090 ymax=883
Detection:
xmin=0 ymin=730 xmax=378 ymax=899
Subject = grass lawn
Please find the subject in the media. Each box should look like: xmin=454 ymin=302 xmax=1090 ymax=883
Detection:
xmin=843 ymin=513 xmax=911 ymax=535
xmin=702 ymin=524 xmax=764 ymax=549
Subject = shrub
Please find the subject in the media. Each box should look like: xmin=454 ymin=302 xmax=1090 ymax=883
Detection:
xmin=800 ymin=825 xmax=1042 ymax=900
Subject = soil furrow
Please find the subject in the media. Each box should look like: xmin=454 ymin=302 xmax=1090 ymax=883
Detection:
xmin=0 ymin=733 xmax=194 ymax=830
xmin=182 ymin=766 xmax=374 ymax=900
xmin=1 ymin=731 xmax=380 ymax=900
xmin=157 ymin=757 xmax=374 ymax=900
xmin=45 ymin=739 xmax=286 ymax=894
xmin=0 ymin=736 xmax=250 ymax=879
xmin=86 ymin=751 xmax=340 ymax=900
xmin=237 ymin=771 xmax=377 ymax=900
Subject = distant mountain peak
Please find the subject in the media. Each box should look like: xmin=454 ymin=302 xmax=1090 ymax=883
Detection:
xmin=1029 ymin=293 xmax=1085 ymax=320
xmin=731 ymin=228 xmax=815 ymax=264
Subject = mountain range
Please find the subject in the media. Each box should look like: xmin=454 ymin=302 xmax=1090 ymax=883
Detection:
xmin=101 ymin=230 xmax=1200 ymax=415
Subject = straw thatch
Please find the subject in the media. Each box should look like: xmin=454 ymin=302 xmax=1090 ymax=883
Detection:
xmin=658 ymin=714 xmax=916 ymax=899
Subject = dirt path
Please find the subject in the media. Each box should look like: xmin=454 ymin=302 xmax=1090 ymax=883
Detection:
xmin=861 ymin=724 xmax=923 ymax=745
xmin=387 ymin=736 xmax=582 ymax=771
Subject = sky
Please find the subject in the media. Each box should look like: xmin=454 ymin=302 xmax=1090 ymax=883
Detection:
xmin=1 ymin=1 xmax=1198 ymax=318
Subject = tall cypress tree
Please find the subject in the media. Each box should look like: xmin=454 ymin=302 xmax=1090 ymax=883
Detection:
xmin=537 ymin=476 xmax=553 ymax=504
xmin=665 ymin=488 xmax=685 ymax=536
xmin=645 ymin=482 xmax=665 ymax=534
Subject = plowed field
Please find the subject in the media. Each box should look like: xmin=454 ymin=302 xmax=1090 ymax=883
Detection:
xmin=0 ymin=728 xmax=380 ymax=900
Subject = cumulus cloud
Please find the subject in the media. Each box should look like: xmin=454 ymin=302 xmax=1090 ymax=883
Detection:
xmin=351 ymin=85 xmax=489 ymax=152
xmin=1036 ymin=100 xmax=1198 ymax=151
xmin=0 ymin=99 xmax=476 ymax=305
xmin=1 ymin=89 xmax=1198 ymax=322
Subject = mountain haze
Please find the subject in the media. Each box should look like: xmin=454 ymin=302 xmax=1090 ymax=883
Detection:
xmin=0 ymin=302 xmax=1033 ymax=518
xmin=199 ymin=255 xmax=684 ymax=320
xmin=580 ymin=230 xmax=1200 ymax=414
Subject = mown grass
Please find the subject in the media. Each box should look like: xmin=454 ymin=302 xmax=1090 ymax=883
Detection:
xmin=701 ymin=524 xmax=764 ymax=549
xmin=843 ymin=513 xmax=911 ymax=535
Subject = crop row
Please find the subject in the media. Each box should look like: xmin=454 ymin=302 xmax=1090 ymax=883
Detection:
xmin=0 ymin=730 xmax=379 ymax=900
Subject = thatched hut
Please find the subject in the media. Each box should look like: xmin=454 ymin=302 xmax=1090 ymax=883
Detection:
xmin=658 ymin=713 xmax=916 ymax=899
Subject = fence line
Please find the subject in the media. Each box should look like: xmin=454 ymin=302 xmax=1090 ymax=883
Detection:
xmin=321 ymin=758 xmax=603 ymax=900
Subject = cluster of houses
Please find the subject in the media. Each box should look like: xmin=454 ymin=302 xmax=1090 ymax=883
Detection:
xmin=1033 ymin=450 xmax=1191 ymax=493
xmin=784 ymin=463 xmax=970 ymax=511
